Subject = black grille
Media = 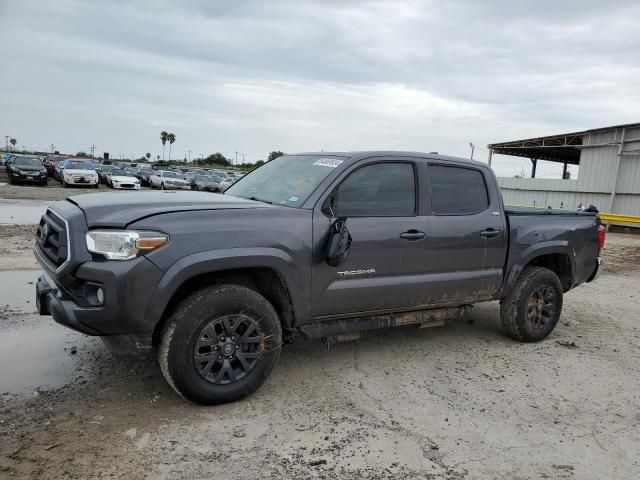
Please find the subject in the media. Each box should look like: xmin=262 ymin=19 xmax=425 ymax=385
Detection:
xmin=36 ymin=209 xmax=69 ymax=268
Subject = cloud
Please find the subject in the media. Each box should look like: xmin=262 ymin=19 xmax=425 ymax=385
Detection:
xmin=0 ymin=0 xmax=639 ymax=175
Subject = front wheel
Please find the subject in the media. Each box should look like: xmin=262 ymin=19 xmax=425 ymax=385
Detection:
xmin=159 ymin=284 xmax=282 ymax=405
xmin=500 ymin=266 xmax=563 ymax=342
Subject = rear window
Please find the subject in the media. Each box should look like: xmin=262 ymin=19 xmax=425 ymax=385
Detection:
xmin=429 ymin=165 xmax=489 ymax=215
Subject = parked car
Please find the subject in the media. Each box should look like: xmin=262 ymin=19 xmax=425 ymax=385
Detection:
xmin=183 ymin=171 xmax=199 ymax=189
xmin=6 ymin=155 xmax=48 ymax=186
xmin=149 ymin=170 xmax=191 ymax=190
xmin=139 ymin=168 xmax=155 ymax=186
xmin=34 ymin=151 xmax=603 ymax=405
xmin=193 ymin=174 xmax=222 ymax=192
xmin=59 ymin=159 xmax=99 ymax=188
xmin=107 ymin=169 xmax=141 ymax=190
xmin=97 ymin=165 xmax=116 ymax=184
xmin=218 ymin=176 xmax=236 ymax=191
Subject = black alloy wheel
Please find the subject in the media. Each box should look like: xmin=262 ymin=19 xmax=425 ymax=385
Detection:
xmin=193 ymin=314 xmax=262 ymax=385
xmin=526 ymin=285 xmax=557 ymax=331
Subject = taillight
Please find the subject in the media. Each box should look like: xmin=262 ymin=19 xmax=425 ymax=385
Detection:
xmin=597 ymin=224 xmax=606 ymax=250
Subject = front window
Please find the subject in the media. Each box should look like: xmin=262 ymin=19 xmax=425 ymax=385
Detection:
xmin=331 ymin=163 xmax=416 ymax=217
xmin=112 ymin=169 xmax=135 ymax=177
xmin=64 ymin=161 xmax=92 ymax=170
xmin=226 ymin=155 xmax=346 ymax=207
xmin=15 ymin=157 xmax=42 ymax=167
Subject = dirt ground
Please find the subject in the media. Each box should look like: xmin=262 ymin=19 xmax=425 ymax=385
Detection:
xmin=1 ymin=212 xmax=639 ymax=478
xmin=0 ymin=225 xmax=38 ymax=270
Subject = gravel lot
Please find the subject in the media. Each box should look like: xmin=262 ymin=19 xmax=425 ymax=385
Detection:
xmin=0 ymin=186 xmax=639 ymax=479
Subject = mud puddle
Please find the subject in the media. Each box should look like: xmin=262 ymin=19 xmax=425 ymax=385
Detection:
xmin=0 ymin=270 xmax=41 ymax=313
xmin=0 ymin=269 xmax=91 ymax=395
xmin=0 ymin=318 xmax=89 ymax=395
xmin=0 ymin=199 xmax=49 ymax=224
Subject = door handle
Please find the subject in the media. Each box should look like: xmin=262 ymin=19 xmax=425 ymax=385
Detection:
xmin=480 ymin=228 xmax=501 ymax=238
xmin=400 ymin=230 xmax=425 ymax=241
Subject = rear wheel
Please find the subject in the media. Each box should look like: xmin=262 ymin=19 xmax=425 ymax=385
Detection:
xmin=159 ymin=284 xmax=282 ymax=405
xmin=500 ymin=267 xmax=563 ymax=342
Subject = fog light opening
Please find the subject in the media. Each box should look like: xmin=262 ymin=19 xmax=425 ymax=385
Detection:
xmin=96 ymin=288 xmax=105 ymax=305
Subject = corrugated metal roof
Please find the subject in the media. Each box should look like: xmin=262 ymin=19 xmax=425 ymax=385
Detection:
xmin=488 ymin=122 xmax=640 ymax=164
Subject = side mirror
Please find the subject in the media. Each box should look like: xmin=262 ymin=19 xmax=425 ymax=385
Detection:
xmin=325 ymin=217 xmax=352 ymax=267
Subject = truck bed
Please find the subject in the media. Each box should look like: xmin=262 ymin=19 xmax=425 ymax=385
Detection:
xmin=505 ymin=207 xmax=597 ymax=217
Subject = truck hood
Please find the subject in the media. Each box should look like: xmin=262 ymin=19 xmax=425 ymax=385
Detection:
xmin=66 ymin=191 xmax=273 ymax=227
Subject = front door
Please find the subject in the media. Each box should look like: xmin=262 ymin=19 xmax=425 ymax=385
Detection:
xmin=311 ymin=161 xmax=431 ymax=317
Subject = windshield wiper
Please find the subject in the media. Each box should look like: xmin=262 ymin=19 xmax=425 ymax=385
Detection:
xmin=247 ymin=196 xmax=273 ymax=204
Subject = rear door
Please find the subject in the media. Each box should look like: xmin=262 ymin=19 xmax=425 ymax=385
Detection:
xmin=422 ymin=163 xmax=507 ymax=303
xmin=310 ymin=160 xmax=431 ymax=317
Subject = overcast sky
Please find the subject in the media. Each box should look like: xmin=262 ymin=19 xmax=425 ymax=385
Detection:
xmin=1 ymin=0 xmax=639 ymax=176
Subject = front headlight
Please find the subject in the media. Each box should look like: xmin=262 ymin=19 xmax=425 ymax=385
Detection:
xmin=86 ymin=230 xmax=168 ymax=260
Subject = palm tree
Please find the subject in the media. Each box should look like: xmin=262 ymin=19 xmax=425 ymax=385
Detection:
xmin=145 ymin=152 xmax=151 ymax=161
xmin=167 ymin=133 xmax=176 ymax=160
xmin=9 ymin=138 xmax=16 ymax=151
xmin=160 ymin=131 xmax=168 ymax=160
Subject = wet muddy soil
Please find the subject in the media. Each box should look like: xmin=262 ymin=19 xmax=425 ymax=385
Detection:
xmin=0 ymin=233 xmax=639 ymax=478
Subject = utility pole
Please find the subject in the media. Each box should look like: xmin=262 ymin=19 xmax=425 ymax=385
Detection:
xmin=235 ymin=151 xmax=238 ymax=167
xmin=188 ymin=150 xmax=191 ymax=163
xmin=469 ymin=142 xmax=475 ymax=160
xmin=242 ymin=154 xmax=245 ymax=164
xmin=50 ymin=143 xmax=55 ymax=153
xmin=90 ymin=144 xmax=95 ymax=158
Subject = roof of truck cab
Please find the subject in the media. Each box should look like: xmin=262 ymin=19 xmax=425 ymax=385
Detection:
xmin=293 ymin=151 xmax=486 ymax=167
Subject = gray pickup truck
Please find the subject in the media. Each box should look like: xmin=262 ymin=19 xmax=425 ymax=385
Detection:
xmin=35 ymin=152 xmax=604 ymax=404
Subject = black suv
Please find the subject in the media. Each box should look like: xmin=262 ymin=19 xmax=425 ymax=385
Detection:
xmin=6 ymin=156 xmax=48 ymax=186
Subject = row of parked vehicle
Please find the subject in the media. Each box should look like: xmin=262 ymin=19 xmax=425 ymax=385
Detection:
xmin=3 ymin=154 xmax=246 ymax=191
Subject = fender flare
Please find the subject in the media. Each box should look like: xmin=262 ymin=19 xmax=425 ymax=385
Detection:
xmin=144 ymin=247 xmax=307 ymax=327
xmin=500 ymin=241 xmax=576 ymax=298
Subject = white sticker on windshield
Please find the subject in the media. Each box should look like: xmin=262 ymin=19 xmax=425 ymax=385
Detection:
xmin=313 ymin=158 xmax=343 ymax=168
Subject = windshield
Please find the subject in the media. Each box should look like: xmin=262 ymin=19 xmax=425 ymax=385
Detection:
xmin=162 ymin=171 xmax=179 ymax=178
xmin=101 ymin=165 xmax=115 ymax=172
xmin=225 ymin=155 xmax=345 ymax=207
xmin=196 ymin=175 xmax=211 ymax=181
xmin=64 ymin=161 xmax=92 ymax=170
xmin=112 ymin=169 xmax=135 ymax=177
xmin=15 ymin=157 xmax=42 ymax=167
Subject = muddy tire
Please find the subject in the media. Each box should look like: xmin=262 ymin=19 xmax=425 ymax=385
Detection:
xmin=500 ymin=267 xmax=563 ymax=342
xmin=159 ymin=284 xmax=282 ymax=405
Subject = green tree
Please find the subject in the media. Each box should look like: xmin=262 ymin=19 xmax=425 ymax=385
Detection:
xmin=145 ymin=152 xmax=151 ymax=161
xmin=204 ymin=153 xmax=230 ymax=167
xmin=255 ymin=160 xmax=265 ymax=167
xmin=76 ymin=151 xmax=88 ymax=157
xmin=160 ymin=131 xmax=168 ymax=160
xmin=167 ymin=133 xmax=176 ymax=160
xmin=268 ymin=151 xmax=284 ymax=162
xmin=9 ymin=138 xmax=16 ymax=151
